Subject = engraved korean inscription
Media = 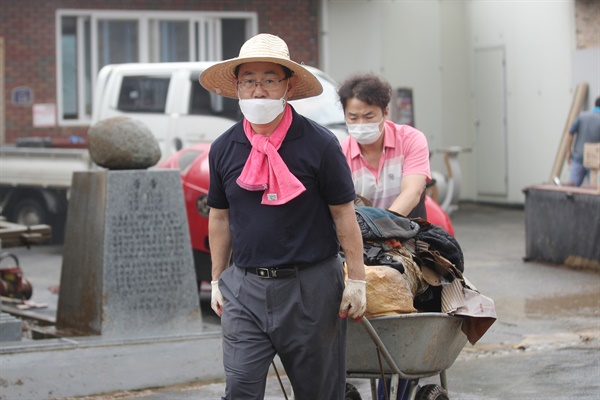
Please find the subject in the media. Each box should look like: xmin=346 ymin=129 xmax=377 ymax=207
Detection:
xmin=105 ymin=174 xmax=189 ymax=315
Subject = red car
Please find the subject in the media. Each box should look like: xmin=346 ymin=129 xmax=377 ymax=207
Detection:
xmin=158 ymin=143 xmax=212 ymax=283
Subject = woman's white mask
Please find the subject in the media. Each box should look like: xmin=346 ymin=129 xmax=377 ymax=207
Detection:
xmin=346 ymin=118 xmax=384 ymax=145
xmin=238 ymin=85 xmax=288 ymax=124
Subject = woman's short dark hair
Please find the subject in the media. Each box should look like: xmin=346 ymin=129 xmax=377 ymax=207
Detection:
xmin=337 ymin=72 xmax=392 ymax=113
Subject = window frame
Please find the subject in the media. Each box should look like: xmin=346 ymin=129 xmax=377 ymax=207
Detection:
xmin=55 ymin=9 xmax=257 ymax=126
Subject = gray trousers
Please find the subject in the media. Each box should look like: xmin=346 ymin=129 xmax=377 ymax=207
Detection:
xmin=218 ymin=255 xmax=347 ymax=400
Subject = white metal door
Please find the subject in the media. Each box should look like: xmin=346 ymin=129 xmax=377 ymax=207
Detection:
xmin=474 ymin=47 xmax=507 ymax=197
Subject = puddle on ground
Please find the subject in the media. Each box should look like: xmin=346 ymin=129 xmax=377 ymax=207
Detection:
xmin=525 ymin=291 xmax=600 ymax=318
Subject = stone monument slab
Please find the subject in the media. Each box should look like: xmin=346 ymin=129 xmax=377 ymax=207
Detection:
xmin=57 ymin=170 xmax=203 ymax=338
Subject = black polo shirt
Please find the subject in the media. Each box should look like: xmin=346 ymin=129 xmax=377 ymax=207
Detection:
xmin=207 ymin=106 xmax=356 ymax=268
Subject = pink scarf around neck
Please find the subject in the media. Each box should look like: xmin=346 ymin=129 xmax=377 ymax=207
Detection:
xmin=236 ymin=105 xmax=306 ymax=205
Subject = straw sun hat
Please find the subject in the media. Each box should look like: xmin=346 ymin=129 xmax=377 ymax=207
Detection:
xmin=199 ymin=33 xmax=323 ymax=100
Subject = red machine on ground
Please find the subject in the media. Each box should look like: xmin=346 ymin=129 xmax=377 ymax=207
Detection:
xmin=159 ymin=143 xmax=455 ymax=284
xmin=0 ymin=253 xmax=33 ymax=300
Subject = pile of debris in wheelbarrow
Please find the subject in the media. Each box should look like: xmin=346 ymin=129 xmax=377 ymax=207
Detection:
xmin=343 ymin=206 xmax=497 ymax=400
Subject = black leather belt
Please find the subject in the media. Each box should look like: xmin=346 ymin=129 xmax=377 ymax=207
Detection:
xmin=244 ymin=261 xmax=317 ymax=279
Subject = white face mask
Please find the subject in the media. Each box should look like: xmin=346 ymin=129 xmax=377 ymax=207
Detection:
xmin=238 ymin=86 xmax=288 ymax=125
xmin=346 ymin=118 xmax=384 ymax=145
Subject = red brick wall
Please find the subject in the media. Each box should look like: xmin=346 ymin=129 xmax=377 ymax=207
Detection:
xmin=0 ymin=0 xmax=320 ymax=143
xmin=575 ymin=0 xmax=600 ymax=49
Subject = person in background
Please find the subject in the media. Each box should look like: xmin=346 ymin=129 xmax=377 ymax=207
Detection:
xmin=199 ymin=33 xmax=366 ymax=400
xmin=337 ymin=72 xmax=431 ymax=219
xmin=566 ymin=96 xmax=600 ymax=186
xmin=337 ymin=72 xmax=431 ymax=400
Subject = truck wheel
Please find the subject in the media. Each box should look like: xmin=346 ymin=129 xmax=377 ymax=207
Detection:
xmin=12 ymin=197 xmax=48 ymax=226
xmin=415 ymin=384 xmax=449 ymax=400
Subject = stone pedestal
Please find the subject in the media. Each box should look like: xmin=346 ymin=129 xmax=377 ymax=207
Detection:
xmin=56 ymin=170 xmax=203 ymax=338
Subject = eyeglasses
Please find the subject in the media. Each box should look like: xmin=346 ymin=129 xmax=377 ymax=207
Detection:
xmin=237 ymin=78 xmax=288 ymax=92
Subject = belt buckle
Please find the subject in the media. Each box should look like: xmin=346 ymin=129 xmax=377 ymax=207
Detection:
xmin=256 ymin=267 xmax=276 ymax=278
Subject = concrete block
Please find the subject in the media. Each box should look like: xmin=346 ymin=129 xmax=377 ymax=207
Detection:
xmin=0 ymin=312 xmax=22 ymax=341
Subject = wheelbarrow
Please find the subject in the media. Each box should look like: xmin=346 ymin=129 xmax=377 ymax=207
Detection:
xmin=345 ymin=313 xmax=468 ymax=400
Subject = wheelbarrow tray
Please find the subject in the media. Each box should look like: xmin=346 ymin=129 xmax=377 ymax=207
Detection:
xmin=346 ymin=313 xmax=467 ymax=378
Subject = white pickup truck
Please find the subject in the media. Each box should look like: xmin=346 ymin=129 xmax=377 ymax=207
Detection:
xmin=0 ymin=145 xmax=92 ymax=241
xmin=0 ymin=62 xmax=346 ymax=241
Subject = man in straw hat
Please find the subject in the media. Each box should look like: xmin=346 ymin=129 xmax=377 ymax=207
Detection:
xmin=200 ymin=33 xmax=366 ymax=399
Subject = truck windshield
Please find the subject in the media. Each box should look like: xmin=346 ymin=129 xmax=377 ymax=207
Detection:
xmin=118 ymin=76 xmax=170 ymax=113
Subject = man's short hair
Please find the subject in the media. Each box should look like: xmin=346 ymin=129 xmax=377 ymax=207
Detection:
xmin=337 ymin=73 xmax=392 ymax=113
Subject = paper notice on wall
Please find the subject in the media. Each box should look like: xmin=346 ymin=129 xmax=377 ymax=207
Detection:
xmin=33 ymin=103 xmax=56 ymax=127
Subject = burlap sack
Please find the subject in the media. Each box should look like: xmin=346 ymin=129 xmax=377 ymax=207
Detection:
xmin=364 ymin=265 xmax=417 ymax=318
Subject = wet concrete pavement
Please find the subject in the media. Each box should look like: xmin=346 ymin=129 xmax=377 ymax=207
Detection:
xmin=2 ymin=202 xmax=599 ymax=399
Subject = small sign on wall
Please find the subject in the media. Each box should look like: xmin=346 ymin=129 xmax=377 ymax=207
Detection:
xmin=11 ymin=86 xmax=33 ymax=106
xmin=391 ymin=87 xmax=415 ymax=127
xmin=33 ymin=103 xmax=57 ymax=127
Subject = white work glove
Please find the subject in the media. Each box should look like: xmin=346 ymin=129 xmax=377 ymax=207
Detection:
xmin=339 ymin=279 xmax=367 ymax=321
xmin=211 ymin=280 xmax=224 ymax=317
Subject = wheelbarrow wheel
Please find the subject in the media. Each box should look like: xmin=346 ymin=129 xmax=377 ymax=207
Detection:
xmin=415 ymin=384 xmax=449 ymax=400
xmin=345 ymin=382 xmax=362 ymax=400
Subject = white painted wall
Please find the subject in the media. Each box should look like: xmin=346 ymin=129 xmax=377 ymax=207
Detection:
xmin=468 ymin=0 xmax=575 ymax=203
xmin=322 ymin=0 xmax=580 ymax=205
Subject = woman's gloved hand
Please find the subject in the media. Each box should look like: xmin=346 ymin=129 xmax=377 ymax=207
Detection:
xmin=339 ymin=279 xmax=367 ymax=321
xmin=211 ymin=280 xmax=224 ymax=317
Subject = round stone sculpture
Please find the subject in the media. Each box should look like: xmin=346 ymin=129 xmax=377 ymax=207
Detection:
xmin=88 ymin=116 xmax=162 ymax=169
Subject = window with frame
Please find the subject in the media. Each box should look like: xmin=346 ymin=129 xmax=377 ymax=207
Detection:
xmin=57 ymin=9 xmax=256 ymax=125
